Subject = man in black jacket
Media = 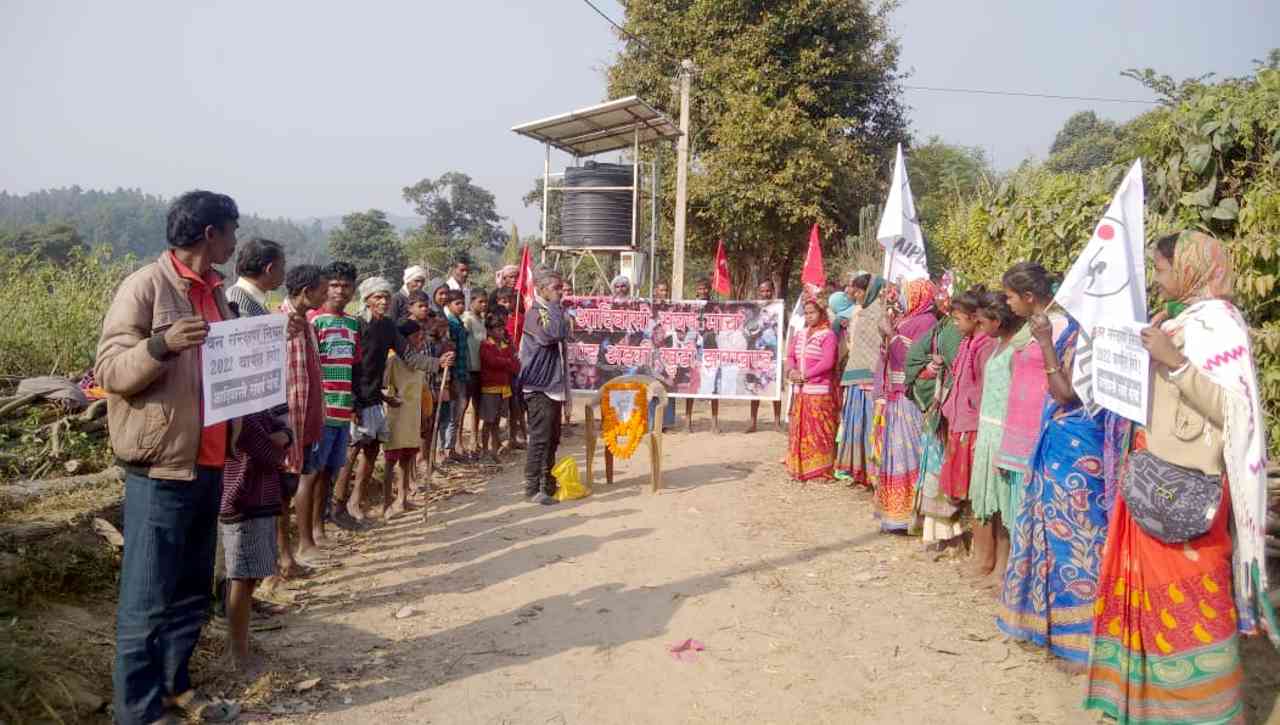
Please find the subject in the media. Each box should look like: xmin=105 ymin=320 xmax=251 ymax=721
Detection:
xmin=519 ymin=267 xmax=570 ymax=505
xmin=333 ymin=276 xmax=451 ymax=522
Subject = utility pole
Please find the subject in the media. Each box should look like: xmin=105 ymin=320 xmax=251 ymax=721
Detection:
xmin=671 ymin=59 xmax=693 ymax=301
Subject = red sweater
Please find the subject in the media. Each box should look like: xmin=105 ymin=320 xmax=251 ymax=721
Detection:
xmin=479 ymin=338 xmax=519 ymax=389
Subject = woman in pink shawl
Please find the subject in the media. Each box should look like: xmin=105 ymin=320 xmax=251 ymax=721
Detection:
xmin=871 ymin=279 xmax=939 ymax=531
xmin=784 ymin=298 xmax=839 ymax=481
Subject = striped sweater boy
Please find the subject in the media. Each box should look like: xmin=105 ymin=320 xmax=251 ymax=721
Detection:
xmin=308 ymin=309 xmax=362 ymax=426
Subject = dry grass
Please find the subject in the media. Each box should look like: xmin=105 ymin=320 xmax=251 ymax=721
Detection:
xmin=0 ymin=478 xmax=123 ymax=524
xmin=0 ymin=600 xmax=115 ymax=723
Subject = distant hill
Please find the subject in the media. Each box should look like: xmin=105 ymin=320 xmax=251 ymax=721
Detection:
xmin=0 ymin=187 xmax=329 ymax=264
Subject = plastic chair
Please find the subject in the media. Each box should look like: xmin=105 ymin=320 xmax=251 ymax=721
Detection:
xmin=581 ymin=374 xmax=667 ymax=492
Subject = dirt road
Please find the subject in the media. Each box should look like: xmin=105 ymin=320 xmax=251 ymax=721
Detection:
xmin=238 ymin=402 xmax=1279 ymax=724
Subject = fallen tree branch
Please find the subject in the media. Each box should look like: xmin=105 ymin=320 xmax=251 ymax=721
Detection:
xmin=0 ymin=392 xmax=41 ymax=419
xmin=0 ymin=466 xmax=124 ymax=507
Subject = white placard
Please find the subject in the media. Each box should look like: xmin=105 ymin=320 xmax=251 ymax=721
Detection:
xmin=1090 ymin=321 xmax=1150 ymax=425
xmin=201 ymin=314 xmax=288 ymax=425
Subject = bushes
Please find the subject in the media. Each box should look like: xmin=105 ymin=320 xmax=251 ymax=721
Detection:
xmin=0 ymin=250 xmax=134 ymax=381
xmin=930 ymin=64 xmax=1280 ymax=455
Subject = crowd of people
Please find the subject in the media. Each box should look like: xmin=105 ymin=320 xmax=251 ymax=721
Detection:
xmin=95 ymin=190 xmax=575 ymax=724
xmin=780 ymin=235 xmax=1277 ymax=724
xmin=93 ymin=188 xmax=1274 ymax=725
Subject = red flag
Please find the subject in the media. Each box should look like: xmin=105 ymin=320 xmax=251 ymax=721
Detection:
xmin=712 ymin=239 xmax=731 ymax=296
xmin=801 ymin=223 xmax=826 ymax=299
xmin=511 ymin=244 xmax=534 ymax=351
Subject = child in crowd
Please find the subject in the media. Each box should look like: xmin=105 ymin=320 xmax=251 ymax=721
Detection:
xmin=966 ymin=291 xmax=1024 ymax=591
xmin=277 ymin=264 xmax=330 ymax=571
xmin=478 ymin=311 xmax=519 ymax=463
xmin=491 ymin=287 xmax=528 ymax=449
xmin=937 ymin=287 xmax=997 ymax=510
xmin=439 ymin=290 xmax=471 ymax=464
xmin=219 ymin=411 xmax=291 ymax=676
xmin=462 ymin=290 xmax=489 ymax=457
xmin=381 ymin=319 xmax=423 ymax=518
xmin=419 ymin=313 xmax=454 ymax=482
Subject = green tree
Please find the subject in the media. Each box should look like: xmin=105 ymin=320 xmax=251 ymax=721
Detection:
xmin=402 ymin=172 xmax=508 ymax=251
xmin=605 ymin=0 xmax=908 ymax=298
xmin=521 ymin=177 xmax=563 ymax=246
xmin=1045 ymin=111 xmax=1122 ymax=174
xmin=907 ymin=137 xmax=992 ymax=232
xmin=0 ymin=222 xmax=88 ymax=264
xmin=327 ymin=210 xmax=407 ymax=281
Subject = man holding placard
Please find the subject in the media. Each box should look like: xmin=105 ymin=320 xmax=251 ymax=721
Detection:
xmin=96 ymin=190 xmax=243 ymax=724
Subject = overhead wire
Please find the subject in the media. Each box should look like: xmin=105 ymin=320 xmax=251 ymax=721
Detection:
xmin=578 ymin=0 xmax=1162 ymax=106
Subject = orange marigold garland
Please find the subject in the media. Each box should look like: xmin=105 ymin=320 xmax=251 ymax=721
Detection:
xmin=601 ymin=381 xmax=648 ymax=460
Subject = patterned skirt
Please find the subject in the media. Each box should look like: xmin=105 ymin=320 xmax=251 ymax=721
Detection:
xmin=914 ymin=431 xmax=963 ymax=543
xmin=872 ymin=397 xmax=923 ymax=531
xmin=997 ymin=413 xmax=1109 ymax=667
xmin=834 ymin=385 xmax=875 ymax=486
xmin=1083 ymin=461 xmax=1243 ymax=724
xmin=786 ymin=391 xmax=837 ymax=481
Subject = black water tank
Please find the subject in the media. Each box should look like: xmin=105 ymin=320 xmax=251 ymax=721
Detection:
xmin=560 ymin=161 xmax=633 ymax=248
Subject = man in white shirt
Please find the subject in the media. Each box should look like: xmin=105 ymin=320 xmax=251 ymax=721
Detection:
xmin=225 ymin=237 xmax=285 ymax=318
xmin=445 ymin=258 xmax=471 ymax=308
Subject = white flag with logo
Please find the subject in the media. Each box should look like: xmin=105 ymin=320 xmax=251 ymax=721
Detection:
xmin=1053 ymin=159 xmax=1147 ymax=413
xmin=877 ymin=143 xmax=930 ymax=284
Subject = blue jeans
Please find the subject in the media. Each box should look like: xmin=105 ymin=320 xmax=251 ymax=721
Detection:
xmin=114 ymin=467 xmax=221 ymax=725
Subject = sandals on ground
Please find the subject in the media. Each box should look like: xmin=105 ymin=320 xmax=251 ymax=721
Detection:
xmin=168 ymin=692 xmax=241 ymax=723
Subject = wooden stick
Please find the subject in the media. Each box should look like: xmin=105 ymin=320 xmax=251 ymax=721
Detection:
xmin=424 ymin=367 xmax=450 ymax=487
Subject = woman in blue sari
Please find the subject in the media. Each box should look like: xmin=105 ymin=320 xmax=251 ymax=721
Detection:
xmin=995 ymin=304 xmax=1110 ymax=670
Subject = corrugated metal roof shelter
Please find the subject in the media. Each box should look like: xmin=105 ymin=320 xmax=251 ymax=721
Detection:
xmin=511 ymin=96 xmax=679 ymax=157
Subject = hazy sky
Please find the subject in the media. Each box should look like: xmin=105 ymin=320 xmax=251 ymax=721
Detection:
xmin=2 ymin=1 xmax=1276 ymax=233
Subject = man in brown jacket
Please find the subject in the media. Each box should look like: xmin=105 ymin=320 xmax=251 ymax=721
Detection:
xmin=96 ymin=190 xmax=242 ymax=724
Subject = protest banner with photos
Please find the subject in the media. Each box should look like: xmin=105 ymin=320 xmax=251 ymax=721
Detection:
xmin=200 ymin=314 xmax=288 ymax=425
xmin=565 ymin=297 xmax=784 ymax=401
xmin=1090 ymin=321 xmax=1151 ymax=426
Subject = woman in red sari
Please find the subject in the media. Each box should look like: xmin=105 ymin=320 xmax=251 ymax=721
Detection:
xmin=785 ymin=299 xmax=838 ymax=481
xmin=1084 ymin=231 xmax=1278 ymax=724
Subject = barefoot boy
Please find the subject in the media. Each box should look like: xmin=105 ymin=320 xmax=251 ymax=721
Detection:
xmin=219 ymin=411 xmax=291 ymax=676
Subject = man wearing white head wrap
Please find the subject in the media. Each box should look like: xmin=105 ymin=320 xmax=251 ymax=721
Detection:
xmin=495 ymin=264 xmax=519 ymax=289
xmin=332 ymin=275 xmax=451 ymax=521
xmin=391 ymin=267 xmax=427 ymax=321
xmin=610 ymin=274 xmax=632 ymax=298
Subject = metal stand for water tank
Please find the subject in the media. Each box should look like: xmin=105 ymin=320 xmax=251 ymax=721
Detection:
xmin=511 ymin=96 xmax=681 ymax=298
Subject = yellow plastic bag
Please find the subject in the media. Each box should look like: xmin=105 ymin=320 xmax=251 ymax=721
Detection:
xmin=552 ymin=456 xmax=589 ymax=501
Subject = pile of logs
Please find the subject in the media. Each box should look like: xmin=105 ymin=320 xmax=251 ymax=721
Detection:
xmin=0 ymin=390 xmax=109 ymax=482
